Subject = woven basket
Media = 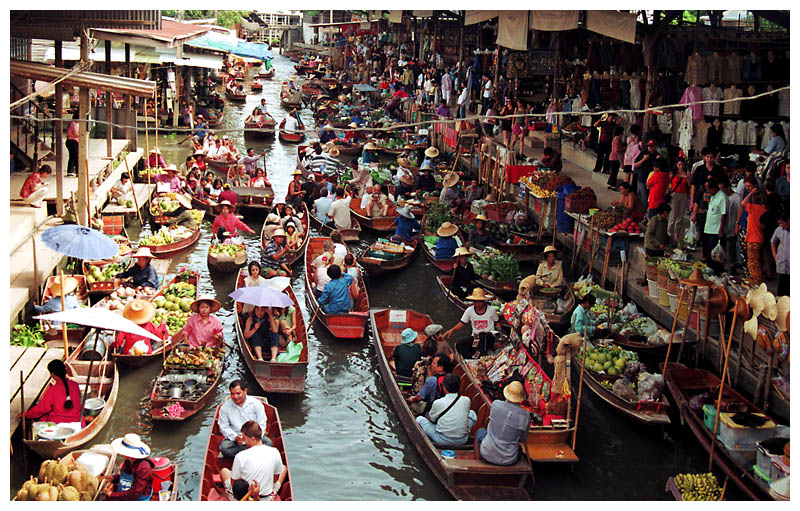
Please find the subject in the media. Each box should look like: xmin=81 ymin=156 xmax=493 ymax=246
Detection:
xmin=666 ymin=279 xmax=681 ymax=295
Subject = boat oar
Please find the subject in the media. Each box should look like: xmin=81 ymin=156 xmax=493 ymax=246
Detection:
xmin=707 ymin=300 xmax=740 ymax=472
xmin=571 ymin=328 xmax=588 ymax=452
xmin=661 ymin=286 xmax=688 ymax=379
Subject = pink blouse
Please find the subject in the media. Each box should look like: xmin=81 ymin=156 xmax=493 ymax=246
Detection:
xmin=180 ymin=314 xmax=223 ymax=347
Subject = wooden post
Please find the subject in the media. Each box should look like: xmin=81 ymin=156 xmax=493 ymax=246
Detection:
xmin=572 ymin=329 xmax=588 ymax=451
xmin=125 ymin=43 xmax=136 ymax=152
xmin=458 ymin=15 xmax=465 ymax=68
xmin=54 ymin=40 xmax=64 ymax=216
xmin=551 ymin=197 xmax=557 ymax=246
xmin=59 ymin=269 xmax=69 ymax=358
xmin=600 ymin=236 xmax=613 ymax=289
xmin=77 ymin=29 xmax=89 ymax=226
xmin=708 ymin=307 xmax=739 ymax=471
xmin=31 ymin=237 xmax=39 ymax=305
xmin=661 ymin=285 xmax=688 ymax=380
xmin=105 ymin=40 xmax=113 ymax=157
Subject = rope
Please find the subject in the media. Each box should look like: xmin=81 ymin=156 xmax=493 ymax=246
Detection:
xmin=9 ymin=85 xmax=789 ymax=137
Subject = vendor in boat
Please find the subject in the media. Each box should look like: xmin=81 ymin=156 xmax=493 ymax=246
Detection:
xmin=349 ymin=164 xmax=373 ymax=196
xmin=417 ymin=373 xmax=477 ymax=447
xmin=213 ymin=200 xmax=255 ymax=237
xmin=261 ymin=228 xmax=292 ymax=278
xmin=286 ymin=170 xmax=306 ymax=210
xmin=160 ymin=192 xmax=198 ymax=230
xmin=421 ymin=146 xmax=439 ymax=169
xmin=391 ymin=206 xmax=421 ymax=242
xmin=33 ymin=275 xmax=81 ymax=326
xmin=434 ymin=222 xmax=459 ymax=260
xmin=394 ymin=170 xmax=416 ymax=200
xmin=220 ymin=421 xmax=286 ymax=501
xmin=443 ymin=288 xmax=500 ymax=359
xmin=244 ymin=305 xmax=280 ymax=361
xmin=570 ymin=293 xmax=603 ymax=338
xmin=103 ymin=434 xmax=155 ymax=500
xmin=361 ymin=142 xmax=380 ymax=165
xmin=240 ymin=147 xmax=267 ymax=175
xmin=319 ymin=124 xmax=336 ymax=144
xmin=344 ymin=122 xmax=367 ymax=144
xmin=475 ymin=381 xmax=529 ymax=466
xmin=110 ymin=172 xmax=134 ymax=205
xmin=155 ymin=164 xmax=183 ymax=193
xmin=250 ymin=169 xmax=270 ymax=188
xmin=531 ymin=245 xmax=567 ymax=288
xmin=21 ymin=359 xmax=83 ymax=426
xmin=147 ymin=148 xmax=167 ymax=169
xmin=219 ymin=183 xmax=239 ymax=205
xmin=194 ymin=116 xmax=208 ymax=144
xmin=463 ymin=179 xmax=484 ymax=204
xmin=448 ymin=247 xmax=478 ymax=299
xmin=218 ymin=380 xmax=271 ymax=459
xmin=417 ymin=164 xmax=436 ymax=193
xmin=318 ymin=264 xmax=357 ymax=314
xmin=113 ymin=299 xmax=168 ymax=356
xmin=390 ymin=327 xmax=422 ymax=378
xmin=117 ymin=247 xmax=159 ymax=291
xmin=467 ymin=214 xmax=499 ymax=249
xmin=439 ymin=172 xmax=460 ymax=207
xmin=365 ymin=185 xmax=391 ymax=218
xmin=172 ymin=297 xmax=224 ymax=348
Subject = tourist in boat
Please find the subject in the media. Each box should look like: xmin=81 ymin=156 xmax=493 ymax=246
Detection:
xmin=644 ymin=203 xmax=673 ymax=257
xmin=280 ymin=204 xmax=304 ymax=237
xmin=330 ymin=230 xmax=348 ymax=262
xmin=193 ymin=152 xmax=207 ymax=172
xmin=110 ymin=172 xmax=134 ymax=205
xmin=220 ymin=421 xmax=287 ymax=501
xmin=434 ymin=222 xmax=459 ymax=260
xmin=117 ymin=247 xmax=159 ymax=290
xmin=245 ymin=108 xmax=267 ymax=127
xmin=19 ymin=164 xmax=52 ymax=208
xmin=532 ymin=245 xmax=567 ymax=288
xmin=391 ymin=206 xmax=421 ymax=242
xmin=365 ymin=185 xmax=390 ymax=218
xmin=209 ymin=178 xmax=224 ymax=201
xmin=284 ymin=223 xmax=301 ymax=252
xmin=343 ymin=253 xmax=361 ymax=288
xmin=147 ymin=148 xmax=167 ymax=169
xmin=286 ymin=170 xmax=306 ymax=210
xmin=283 ymin=109 xmax=300 ymax=133
xmin=318 ymin=264 xmax=356 ymax=314
xmin=475 ymin=381 xmax=529 ymax=466
xmin=261 ymin=228 xmax=292 ymax=278
xmin=311 ymin=249 xmax=334 ymax=298
xmin=180 ymin=155 xmax=198 ymax=175
xmin=327 ymin=186 xmax=353 ymax=229
xmin=570 ymin=293 xmax=598 ymax=337
xmin=206 ymin=137 xmax=224 ymax=159
xmin=417 ymin=165 xmax=436 ymax=193
xmin=213 ymin=200 xmax=255 ymax=237
xmin=439 ymin=172 xmax=460 ymax=207
xmin=416 ymin=373 xmax=477 ymax=447
xmin=272 ymin=302 xmax=296 ymax=346
xmin=361 ymin=142 xmax=380 ymax=164
xmin=262 ymin=213 xmax=282 ymax=243
xmin=21 ymin=359 xmax=82 ymax=426
xmin=240 ymin=261 xmax=268 ymax=317
xmin=390 ymin=327 xmax=422 ymax=378
xmin=33 ymin=275 xmax=81 ymax=331
xmin=410 ymin=337 xmax=439 ymax=394
xmin=424 ymin=324 xmax=453 ymax=361
xmin=240 ymin=147 xmax=267 ymax=175
xmin=244 ymin=305 xmax=280 ymax=361
xmin=313 ymin=189 xmax=334 ymax=225
xmin=443 ymin=288 xmax=500 ymax=358
xmin=219 ymin=183 xmax=239 ymax=205
xmin=448 ymin=247 xmax=477 ymax=300
xmin=467 ymin=214 xmax=499 ymax=249
xmin=113 ymin=299 xmax=168 ymax=356
xmin=172 ymin=297 xmax=224 ymax=348
xmin=406 ymin=353 xmax=454 ymax=415
xmin=103 ymin=434 xmax=154 ymax=500
xmin=218 ymin=380 xmax=271 ymax=459
xmin=250 ymin=168 xmax=269 ymax=188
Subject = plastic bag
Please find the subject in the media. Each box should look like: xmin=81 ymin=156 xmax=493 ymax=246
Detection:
xmin=711 ymin=241 xmax=726 ymax=263
xmin=637 ymin=373 xmax=664 ymax=402
xmin=684 ymin=221 xmax=698 ymax=246
xmin=612 ymin=379 xmax=638 ymax=401
xmin=622 ymin=302 xmax=639 ymax=316
xmin=275 ymin=341 xmax=302 ymax=363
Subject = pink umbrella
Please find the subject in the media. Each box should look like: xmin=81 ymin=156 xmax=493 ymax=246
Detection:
xmin=34 ymin=307 xmax=163 ymax=343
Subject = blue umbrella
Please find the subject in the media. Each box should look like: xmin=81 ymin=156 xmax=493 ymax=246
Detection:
xmin=40 ymin=224 xmax=119 ymax=260
xmin=229 ymin=286 xmax=293 ymax=308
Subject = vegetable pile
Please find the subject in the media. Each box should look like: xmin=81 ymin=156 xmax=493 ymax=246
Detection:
xmin=165 ymin=346 xmax=219 ymax=368
xmin=423 ymin=201 xmax=452 ymax=232
xmin=11 ymin=324 xmax=45 ymax=347
xmin=209 ymin=244 xmax=246 ymax=258
xmin=592 ymin=205 xmax=628 ymax=230
xmin=471 ymin=249 xmax=521 ymax=283
xmin=85 ymin=262 xmax=125 ymax=285
xmin=565 ymin=187 xmax=597 ymax=213
xmin=150 ymin=194 xmax=181 ymax=216
xmin=672 ymin=473 xmax=723 ymax=501
xmin=580 ymin=345 xmax=638 ymax=377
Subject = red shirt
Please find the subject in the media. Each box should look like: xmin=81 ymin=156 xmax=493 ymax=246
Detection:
xmin=392 ymin=90 xmax=409 ymax=100
xmin=107 ymin=459 xmax=154 ymax=501
xmin=20 ymin=172 xmax=42 ymax=199
xmin=195 ymin=158 xmax=206 ymax=171
xmin=219 ymin=189 xmax=238 ymax=205
xmin=212 ymin=213 xmax=250 ymax=236
xmin=113 ymin=322 xmax=168 ymax=355
xmin=24 ymin=378 xmax=84 ymax=425
xmin=67 ymin=121 xmax=80 ymax=141
xmin=745 ymin=203 xmax=767 ymax=243
xmin=646 ymin=170 xmax=671 ymax=209
xmin=670 ymin=175 xmax=689 ymax=194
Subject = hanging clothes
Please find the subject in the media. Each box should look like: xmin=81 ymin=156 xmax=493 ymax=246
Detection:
xmin=707 ymin=123 xmax=723 ymax=151
xmin=745 ymin=121 xmax=758 ymax=146
xmin=702 ymin=86 xmax=723 ymax=118
xmin=780 ymin=121 xmax=790 ymax=146
xmin=694 ymin=120 xmax=710 ymax=151
xmin=656 ymin=111 xmax=673 ymax=135
xmin=723 ymin=86 xmax=742 ymax=116
xmin=678 ymin=108 xmax=694 ymax=155
xmin=760 ymin=125 xmax=773 ymax=151
xmin=723 ymin=53 xmax=742 ymax=84
xmin=778 ymin=89 xmax=790 ymax=117
xmin=629 ymin=77 xmax=641 ymax=110
xmin=685 ymin=53 xmax=707 ymax=86
xmin=742 ymin=53 xmax=762 ymax=81
xmin=734 ymin=120 xmax=747 ymax=146
xmin=611 ymin=76 xmax=621 ymax=105
xmin=722 ymin=120 xmax=737 ymax=145
xmin=672 ymin=112 xmax=682 ymax=145
xmin=680 ymin=86 xmax=704 ymax=121
xmin=620 ymin=79 xmax=631 ymax=107
xmin=706 ymin=53 xmax=724 ymax=85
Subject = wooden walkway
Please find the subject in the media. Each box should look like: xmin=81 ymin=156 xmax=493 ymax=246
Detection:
xmin=102 ymin=183 xmax=155 ymax=220
xmin=9 ymin=346 xmax=65 ymax=437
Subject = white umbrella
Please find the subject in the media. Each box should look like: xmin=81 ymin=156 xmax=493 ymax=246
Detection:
xmin=262 ymin=276 xmax=290 ymax=292
xmin=34 ymin=307 xmax=163 ymax=343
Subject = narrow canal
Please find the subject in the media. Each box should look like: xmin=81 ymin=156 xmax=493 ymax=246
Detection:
xmin=10 ymin=53 xmax=742 ymax=500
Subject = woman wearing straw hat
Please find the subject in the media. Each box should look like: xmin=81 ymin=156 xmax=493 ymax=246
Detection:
xmin=361 ymin=142 xmax=380 ymax=165
xmin=438 ymin=172 xmax=460 ymax=207
xmin=261 ymin=228 xmax=292 ymax=278
xmin=422 ymin=146 xmax=439 ymax=169
xmin=160 ymin=192 xmax=198 ymax=230
xmin=116 ymin=247 xmax=159 ymax=290
xmin=467 ymin=214 xmax=498 ymax=249
xmin=475 ymin=381 xmax=529 ymax=466
xmin=113 ymin=299 xmax=168 ymax=356
xmin=33 ymin=275 xmax=81 ymax=326
xmin=155 ymin=164 xmax=183 ymax=193
xmin=449 ymin=246 xmax=478 ymax=299
xmin=21 ymin=359 xmax=83 ymax=426
xmin=319 ymin=123 xmax=336 ymax=144
xmin=213 ymin=200 xmax=255 ymax=239
xmin=391 ymin=206 xmax=422 ymax=242
xmin=103 ymin=434 xmax=154 ymax=500
xmin=286 ymin=170 xmax=306 ymax=210
xmin=533 ymin=245 xmax=567 ymax=289
xmin=172 ymin=297 xmax=224 ymax=348
xmin=344 ymin=122 xmax=367 ymax=144
xmin=146 ymin=147 xmax=167 ymax=169
xmin=434 ymin=222 xmax=460 ymax=260
xmin=394 ymin=171 xmax=416 ymax=200
xmin=443 ymin=287 xmax=500 ymax=358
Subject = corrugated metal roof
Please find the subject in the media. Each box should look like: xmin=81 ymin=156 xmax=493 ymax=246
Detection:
xmin=10 ymin=10 xmax=160 ymax=39
xmin=91 ymin=19 xmax=211 ymax=49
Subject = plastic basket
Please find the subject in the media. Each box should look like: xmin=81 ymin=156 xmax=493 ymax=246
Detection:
xmin=485 ymin=202 xmax=519 ymax=222
xmin=647 ymin=279 xmax=659 ymax=298
xmin=658 ymin=288 xmax=670 ymax=307
xmin=668 ymin=293 xmax=679 ymax=313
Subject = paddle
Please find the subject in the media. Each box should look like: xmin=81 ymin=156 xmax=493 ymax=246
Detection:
xmin=79 ymin=331 xmax=99 ymax=424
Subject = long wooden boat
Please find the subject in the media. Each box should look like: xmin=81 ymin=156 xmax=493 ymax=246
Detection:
xmin=256 ymin=67 xmax=275 ymax=79
xmin=572 ymin=352 xmax=670 ymax=425
xmin=251 ymin=81 xmax=263 ymax=92
xmin=304 ymin=237 xmax=370 ymax=339
xmin=436 ymin=275 xmax=504 ymax=312
xmin=527 ymin=286 xmax=576 ymax=330
xmin=234 ymin=271 xmax=308 ymax=393
xmin=39 ymin=274 xmax=90 ymax=343
xmin=206 ymin=109 xmax=224 ymax=129
xmin=664 ymin=366 xmax=777 ymax=500
xmin=244 ymin=112 xmax=277 ymax=138
xmin=225 ymin=85 xmax=247 ymax=101
xmin=23 ymin=332 xmax=119 ymax=459
xmin=140 ymin=211 xmax=205 ymax=259
xmin=191 ymin=195 xmax=217 ymax=218
xmin=371 ymin=308 xmax=531 ymax=500
xmin=204 ymin=157 xmax=235 ymax=181
xmin=278 ymin=117 xmax=306 ymax=144
xmin=332 ymin=140 xmax=363 ymax=156
xmin=65 ymin=448 xmax=118 ymax=501
xmin=280 ymin=85 xmax=303 ymax=109
xmin=420 ymin=222 xmax=466 ymax=273
xmin=148 ymin=345 xmax=225 ymax=421
xmin=612 ymin=332 xmax=696 ymax=364
xmin=101 ymin=459 xmax=179 ymax=501
xmin=308 ymin=208 xmax=362 ymax=242
xmin=357 ymin=239 xmax=418 ymax=275
xmin=207 ymin=243 xmax=248 ymax=273
xmin=261 ymin=202 xmax=310 ymax=266
xmin=200 ymin=396 xmax=293 ymax=501
xmin=349 ymin=198 xmax=398 ymax=233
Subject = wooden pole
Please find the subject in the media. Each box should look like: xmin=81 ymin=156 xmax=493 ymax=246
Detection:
xmin=708 ymin=307 xmax=739 ymax=472
xmin=77 ymin=29 xmax=89 ymax=226
xmin=19 ymin=371 xmax=26 ymax=438
xmin=661 ymin=285 xmax=688 ymax=379
xmin=600 ymin=236 xmax=612 ymax=289
xmin=105 ymin=40 xmax=113 ymax=157
xmin=696 ymin=298 xmax=711 ymax=367
xmin=59 ymin=269 xmax=69 ymax=358
xmin=675 ymin=286 xmax=700 ymax=367
xmin=123 ymin=157 xmax=143 ymax=226
xmin=54 ymin=40 xmax=64 ymax=217
xmin=586 ymin=215 xmax=596 ymax=276
xmin=571 ymin=328 xmax=588 ymax=451
xmin=154 ymin=85 xmax=160 ymax=153
xmin=551 ymin=197 xmax=557 ymax=246
xmin=31 ymin=237 xmax=40 ymax=305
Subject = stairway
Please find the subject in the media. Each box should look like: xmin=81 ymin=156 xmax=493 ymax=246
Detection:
xmin=10 ymin=123 xmax=56 ymax=171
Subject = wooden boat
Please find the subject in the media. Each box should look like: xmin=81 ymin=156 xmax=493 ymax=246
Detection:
xmin=206 ymin=109 xmax=224 ymax=128
xmin=191 ymin=195 xmax=217 ymax=218
xmin=64 ymin=448 xmax=117 ymax=500
xmin=256 ymin=67 xmax=275 ymax=79
xmin=454 ymin=352 xmax=579 ymax=465
xmin=207 ymin=243 xmax=248 ymax=273
xmin=371 ymin=308 xmax=531 ymax=500
xmin=420 ymin=221 xmax=466 ymax=272
xmin=572 ymin=352 xmax=670 ymax=425
xmin=436 ymin=275 xmax=504 ymax=312
xmin=308 ymin=209 xmax=362 ymax=242
xmin=244 ymin=112 xmax=277 ymax=138
xmin=232 ymin=185 xmax=276 ymax=214
xmin=332 ymin=140 xmax=363 ymax=156
xmin=261 ymin=202 xmax=310 ymax=266
xmin=611 ymin=332 xmax=695 ymax=364
xmin=357 ymin=239 xmax=418 ymax=275
xmin=204 ymin=157 xmax=236 ymax=181
xmin=251 ymin=81 xmax=263 ymax=92
xmin=233 ymin=270 xmax=308 ymax=393
xmin=349 ymin=198 xmax=398 ymax=233
xmin=148 ymin=345 xmax=225 ymax=421
xmin=39 ymin=275 xmax=90 ymax=343
xmin=200 ymin=396 xmax=293 ymax=501
xmin=139 ymin=211 xmax=205 ymax=259
xmin=280 ymin=84 xmax=303 ymax=109
xmin=23 ymin=332 xmax=119 ymax=459
xmin=664 ymin=366 xmax=777 ymax=500
xmin=527 ymin=285 xmax=576 ymax=330
xmin=475 ymin=276 xmax=518 ymax=300
xmin=225 ymin=84 xmax=247 ymax=101
xmin=279 ymin=117 xmax=305 ymax=144
xmin=304 ymin=237 xmax=370 ymax=339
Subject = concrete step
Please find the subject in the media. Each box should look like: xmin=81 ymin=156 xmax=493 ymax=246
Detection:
xmin=10 ymin=202 xmax=48 ymax=254
xmin=9 ymin=216 xmax=65 ymax=321
xmin=9 ymin=288 xmax=31 ymax=324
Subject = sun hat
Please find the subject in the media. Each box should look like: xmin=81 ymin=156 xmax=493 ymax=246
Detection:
xmin=219 ymin=200 xmax=234 ymax=209
xmin=420 ymin=162 xmax=432 ymax=171
xmin=132 ymin=247 xmax=154 ymax=259
xmin=543 ymin=245 xmax=559 ymax=256
xmin=442 ymin=173 xmax=459 ymax=188
xmin=175 ymin=193 xmax=193 ymax=210
xmin=776 ymin=296 xmax=790 ymax=332
xmin=348 ymin=122 xmax=359 ymax=128
xmin=339 ymin=95 xmax=348 ymax=103
xmin=437 ymin=222 xmax=459 ymax=237
xmin=466 ymin=288 xmax=489 ymax=301
xmin=111 ymin=433 xmax=151 ymax=459
xmin=454 ymin=246 xmax=473 ymax=257
xmin=743 ymin=314 xmax=759 ymax=341
xmin=149 ymin=148 xmax=162 ymax=154
xmin=424 ymin=324 xmax=443 ymax=337
xmin=760 ymin=291 xmax=778 ymax=321
xmin=323 ymin=123 xmax=334 ymax=130
xmin=399 ymin=173 xmax=415 ymax=186
xmin=50 ymin=275 xmax=79 ymax=296
xmin=474 ymin=214 xmax=489 ymax=222
xmin=190 ymin=296 xmax=221 ymax=314
xmin=122 ymin=299 xmax=156 ymax=325
xmin=193 ymin=151 xmax=205 ymax=157
xmin=272 ymin=228 xmax=287 ymax=238
xmin=403 ymin=144 xmax=416 ymax=150
xmin=424 ymin=147 xmax=440 ymax=158
xmin=266 ymin=213 xmax=280 ymax=223
xmin=292 ymin=169 xmax=303 ymax=176
xmin=304 ymin=146 xmax=315 ymax=155
xmin=313 ymin=251 xmax=334 ymax=267
xmin=328 ymin=147 xmax=340 ymax=157
xmin=364 ymin=142 xmax=378 ymax=151
xmin=401 ymin=327 xmax=418 ymax=344
xmin=165 ymin=164 xmax=178 ymax=173
xmin=502 ymin=381 xmax=527 ymax=403
xmin=396 ymin=206 xmax=414 ymax=219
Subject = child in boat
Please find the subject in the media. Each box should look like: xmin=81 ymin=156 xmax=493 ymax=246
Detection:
xmin=284 ymin=223 xmax=300 ymax=252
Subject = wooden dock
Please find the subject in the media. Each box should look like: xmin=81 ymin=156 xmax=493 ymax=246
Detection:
xmin=102 ymin=183 xmax=155 ymax=222
xmin=9 ymin=346 xmax=65 ymax=437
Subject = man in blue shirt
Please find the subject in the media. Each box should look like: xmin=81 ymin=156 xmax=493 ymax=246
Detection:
xmin=318 ymin=265 xmax=355 ymax=314
xmin=391 ymin=206 xmax=421 ymax=242
xmin=319 ymin=124 xmax=336 ymax=144
xmin=570 ymin=293 xmax=596 ymax=337
xmin=117 ymin=247 xmax=159 ymax=290
xmin=34 ymin=275 xmax=81 ymax=328
xmin=475 ymin=381 xmax=530 ymax=466
xmin=434 ymin=222 xmax=459 ymax=259
xmin=362 ymin=143 xmax=379 ymax=165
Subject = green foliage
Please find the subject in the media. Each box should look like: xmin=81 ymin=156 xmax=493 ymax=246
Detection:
xmin=216 ymin=10 xmax=250 ymax=28
xmin=423 ymin=201 xmax=451 ymax=232
xmin=11 ymin=324 xmax=46 ymax=348
xmin=471 ymin=248 xmax=520 ymax=283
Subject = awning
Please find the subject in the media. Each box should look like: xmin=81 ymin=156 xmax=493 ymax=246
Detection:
xmin=42 ymin=42 xmax=161 ymax=64
xmin=158 ymin=51 xmax=224 ymax=70
xmin=585 ymin=11 xmax=638 ymax=44
xmin=186 ymin=32 xmax=274 ymax=60
xmin=90 ymin=19 xmax=211 ymax=50
xmin=389 ymin=10 xmax=403 ymax=24
xmin=529 ymin=10 xmax=580 ymax=31
xmin=10 ymin=59 xmax=156 ymax=97
xmin=465 ymin=10 xmax=499 ymax=26
xmin=496 ymin=12 xmax=529 ymax=51
xmin=353 ymin=84 xmax=377 ymax=92
xmin=412 ymin=11 xmax=434 ymax=18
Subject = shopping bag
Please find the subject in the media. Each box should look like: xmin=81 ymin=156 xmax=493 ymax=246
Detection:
xmin=711 ymin=241 xmax=726 ymax=263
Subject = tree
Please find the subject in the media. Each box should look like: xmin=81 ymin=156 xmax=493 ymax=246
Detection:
xmin=216 ymin=10 xmax=249 ymax=29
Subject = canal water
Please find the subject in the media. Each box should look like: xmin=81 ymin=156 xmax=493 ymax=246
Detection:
xmin=10 ymin=53 xmax=742 ymax=501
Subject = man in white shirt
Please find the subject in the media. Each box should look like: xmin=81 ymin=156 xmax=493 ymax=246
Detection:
xmin=221 ymin=420 xmax=287 ymax=500
xmin=206 ymin=138 xmax=223 ymax=159
xmin=416 ymin=373 xmax=477 ymax=446
xmin=218 ymin=380 xmax=271 ymax=458
xmin=457 ymin=87 xmax=469 ymax=119
xmin=327 ymin=187 xmax=353 ymax=229
xmin=482 ymin=76 xmax=493 ymax=114
xmin=442 ymin=288 xmax=500 ymax=358
xmin=283 ymin=113 xmax=299 ymax=132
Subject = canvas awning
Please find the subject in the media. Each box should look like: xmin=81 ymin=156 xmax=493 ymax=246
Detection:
xmin=42 ymin=42 xmax=160 ymax=64
xmin=496 ymin=12 xmax=529 ymax=51
xmin=585 ymin=11 xmax=638 ymax=43
xmin=158 ymin=51 xmax=224 ymax=70
xmin=90 ymin=19 xmax=211 ymax=49
xmin=186 ymin=32 xmax=274 ymax=60
xmin=10 ymin=59 xmax=156 ymax=97
xmin=529 ymin=11 xmax=580 ymax=31
xmin=465 ymin=10 xmax=499 ymax=26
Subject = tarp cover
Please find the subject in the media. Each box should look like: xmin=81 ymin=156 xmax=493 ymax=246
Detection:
xmin=585 ymin=11 xmax=638 ymax=43
xmin=187 ymin=32 xmax=274 ymax=60
xmin=496 ymin=11 xmax=529 ymax=51
xmin=465 ymin=10 xmax=499 ymax=26
xmin=389 ymin=10 xmax=403 ymax=23
xmin=529 ymin=10 xmax=580 ymax=31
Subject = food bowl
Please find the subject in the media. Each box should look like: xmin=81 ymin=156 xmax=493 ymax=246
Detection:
xmin=83 ymin=397 xmax=106 ymax=417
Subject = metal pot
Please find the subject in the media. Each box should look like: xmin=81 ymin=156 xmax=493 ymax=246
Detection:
xmin=169 ymin=386 xmax=183 ymax=399
xmin=183 ymin=379 xmax=198 ymax=390
xmin=81 ymin=338 xmax=107 ymax=361
xmin=83 ymin=397 xmax=106 ymax=417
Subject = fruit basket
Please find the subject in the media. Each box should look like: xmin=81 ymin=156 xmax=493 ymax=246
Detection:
xmin=484 ymin=202 xmax=520 ymax=222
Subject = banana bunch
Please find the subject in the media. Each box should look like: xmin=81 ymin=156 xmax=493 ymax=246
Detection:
xmin=673 ymin=473 xmax=722 ymax=501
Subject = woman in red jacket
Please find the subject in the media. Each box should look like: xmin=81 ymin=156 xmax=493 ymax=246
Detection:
xmin=646 ymin=159 xmax=671 ymax=218
xmin=23 ymin=359 xmax=83 ymax=425
xmin=113 ymin=299 xmax=168 ymax=355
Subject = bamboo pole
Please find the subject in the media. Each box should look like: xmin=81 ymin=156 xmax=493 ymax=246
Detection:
xmin=551 ymin=197 xmax=557 ymax=246
xmin=675 ymin=286 xmax=700 ymax=367
xmin=571 ymin=327 xmax=588 ymax=451
xmin=661 ymin=285 xmax=688 ymax=379
xmin=20 ymin=371 xmax=26 ymax=439
xmin=59 ymin=269 xmax=69 ymax=358
xmin=708 ymin=306 xmax=739 ymax=472
xmin=600 ymin=236 xmax=612 ymax=289
xmin=31 ymin=237 xmax=40 ymax=305
xmin=123 ymin=157 xmax=143 ymax=226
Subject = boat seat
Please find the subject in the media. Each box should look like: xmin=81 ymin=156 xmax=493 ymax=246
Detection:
xmin=431 ymin=439 xmax=472 ymax=450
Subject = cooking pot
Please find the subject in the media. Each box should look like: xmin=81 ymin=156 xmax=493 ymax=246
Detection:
xmin=169 ymin=386 xmax=183 ymax=399
xmin=83 ymin=397 xmax=106 ymax=417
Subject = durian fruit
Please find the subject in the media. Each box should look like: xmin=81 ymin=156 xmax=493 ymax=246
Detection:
xmin=85 ymin=473 xmax=99 ymax=495
xmin=79 ymin=490 xmax=93 ymax=501
xmin=52 ymin=463 xmax=69 ymax=485
xmin=25 ymin=478 xmax=40 ymax=500
xmin=39 ymin=459 xmax=57 ymax=482
xmin=68 ymin=470 xmax=85 ymax=491
xmin=49 ymin=485 xmax=59 ymax=501
xmin=59 ymin=485 xmax=80 ymax=501
xmin=15 ymin=488 xmax=28 ymax=501
xmin=35 ymin=483 xmax=52 ymax=501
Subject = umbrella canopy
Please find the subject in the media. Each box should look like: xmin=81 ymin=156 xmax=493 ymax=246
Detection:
xmin=229 ymin=286 xmax=293 ymax=308
xmin=34 ymin=308 xmax=164 ymax=343
xmin=41 ymin=224 xmax=119 ymax=260
xmin=262 ymin=276 xmax=290 ymax=292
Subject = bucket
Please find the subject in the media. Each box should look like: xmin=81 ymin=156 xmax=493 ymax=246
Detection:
xmin=658 ymin=288 xmax=670 ymax=307
xmin=151 ymin=457 xmax=173 ymax=493
xmin=81 ymin=338 xmax=107 ymax=361
xmin=647 ymin=279 xmax=659 ymax=298
xmin=668 ymin=293 xmax=679 ymax=313
xmin=678 ymin=300 xmax=689 ymax=321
